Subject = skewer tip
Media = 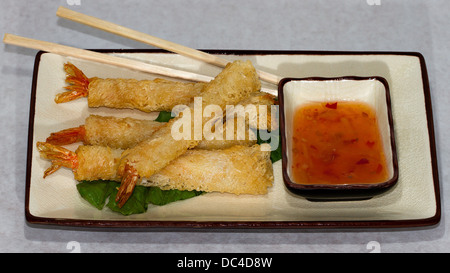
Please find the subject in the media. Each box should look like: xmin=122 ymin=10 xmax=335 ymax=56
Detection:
xmin=3 ymin=33 xmax=12 ymax=44
xmin=56 ymin=6 xmax=67 ymax=17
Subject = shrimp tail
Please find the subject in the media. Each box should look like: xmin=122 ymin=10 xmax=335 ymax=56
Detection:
xmin=46 ymin=126 xmax=86 ymax=146
xmin=36 ymin=142 xmax=78 ymax=178
xmin=55 ymin=62 xmax=90 ymax=103
xmin=115 ymin=163 xmax=140 ymax=208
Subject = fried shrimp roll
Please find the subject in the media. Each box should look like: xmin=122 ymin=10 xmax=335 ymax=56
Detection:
xmin=143 ymin=145 xmax=274 ymax=195
xmin=46 ymin=115 xmax=165 ymax=149
xmin=46 ymin=91 xmax=277 ymax=150
xmin=116 ymin=60 xmax=261 ymax=207
xmin=226 ymin=92 xmax=278 ymax=131
xmin=56 ymin=62 xmax=206 ymax=112
xmin=47 ymin=114 xmax=258 ymax=150
xmin=37 ymin=142 xmax=273 ymax=195
xmin=195 ymin=118 xmax=258 ymax=150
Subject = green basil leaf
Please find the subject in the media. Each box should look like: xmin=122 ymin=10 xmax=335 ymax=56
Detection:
xmin=77 ymin=180 xmax=203 ymax=216
xmin=76 ymin=180 xmax=116 ymax=210
xmin=256 ymin=129 xmax=282 ymax=163
xmin=146 ymin=187 xmax=203 ymax=206
xmin=106 ymin=185 xmax=149 ymax=216
xmin=155 ymin=111 xmax=175 ymax=123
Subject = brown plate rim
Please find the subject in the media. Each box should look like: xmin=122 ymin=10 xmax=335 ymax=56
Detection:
xmin=25 ymin=49 xmax=441 ymax=229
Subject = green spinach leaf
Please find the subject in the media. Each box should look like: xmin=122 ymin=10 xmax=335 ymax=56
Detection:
xmin=146 ymin=187 xmax=203 ymax=206
xmin=155 ymin=111 xmax=175 ymax=123
xmin=77 ymin=180 xmax=202 ymax=216
xmin=256 ymin=129 xmax=282 ymax=163
xmin=76 ymin=180 xmax=116 ymax=210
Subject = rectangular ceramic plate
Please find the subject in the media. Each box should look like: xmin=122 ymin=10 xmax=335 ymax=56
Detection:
xmin=25 ymin=50 xmax=441 ymax=229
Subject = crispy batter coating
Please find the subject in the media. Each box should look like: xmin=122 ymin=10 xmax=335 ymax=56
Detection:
xmin=118 ymin=60 xmax=261 ymax=178
xmin=72 ymin=144 xmax=273 ymax=195
xmin=144 ymin=145 xmax=274 ymax=195
xmin=196 ymin=119 xmax=257 ymax=150
xmin=74 ymin=145 xmax=122 ymax=181
xmin=84 ymin=90 xmax=273 ymax=149
xmin=84 ymin=115 xmax=164 ymax=149
xmin=200 ymin=61 xmax=261 ymax=109
xmin=228 ymin=92 xmax=278 ymax=131
xmin=83 ymin=115 xmax=257 ymax=150
xmin=118 ymin=116 xmax=199 ymax=178
xmin=88 ymin=78 xmax=205 ymax=112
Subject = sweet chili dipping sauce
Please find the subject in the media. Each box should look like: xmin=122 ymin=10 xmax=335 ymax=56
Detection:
xmin=292 ymin=101 xmax=388 ymax=185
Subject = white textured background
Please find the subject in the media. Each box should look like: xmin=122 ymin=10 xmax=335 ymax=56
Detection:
xmin=1 ymin=0 xmax=448 ymax=253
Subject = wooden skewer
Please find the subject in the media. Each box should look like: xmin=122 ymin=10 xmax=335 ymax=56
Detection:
xmin=3 ymin=34 xmax=277 ymax=95
xmin=56 ymin=6 xmax=283 ymax=85
xmin=3 ymin=33 xmax=212 ymax=82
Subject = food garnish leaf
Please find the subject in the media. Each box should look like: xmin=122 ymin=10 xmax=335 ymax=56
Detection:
xmin=106 ymin=184 xmax=149 ymax=216
xmin=76 ymin=180 xmax=116 ymax=210
xmin=146 ymin=187 xmax=203 ymax=206
xmin=155 ymin=111 xmax=175 ymax=123
xmin=77 ymin=180 xmax=203 ymax=216
xmin=157 ymin=110 xmax=282 ymax=163
xmin=256 ymin=129 xmax=282 ymax=163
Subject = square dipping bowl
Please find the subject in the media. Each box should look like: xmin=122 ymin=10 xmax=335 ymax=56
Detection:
xmin=278 ymin=77 xmax=398 ymax=201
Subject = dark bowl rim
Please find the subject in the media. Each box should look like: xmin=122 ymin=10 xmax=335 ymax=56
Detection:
xmin=278 ymin=76 xmax=399 ymax=191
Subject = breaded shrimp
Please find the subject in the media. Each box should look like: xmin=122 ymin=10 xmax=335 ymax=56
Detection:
xmin=46 ymin=115 xmax=165 ymax=149
xmin=56 ymin=62 xmax=206 ymax=112
xmin=46 ymin=114 xmax=258 ymax=150
xmin=37 ymin=142 xmax=273 ymax=195
xmin=115 ymin=60 xmax=261 ymax=207
xmin=46 ymin=91 xmax=277 ymax=149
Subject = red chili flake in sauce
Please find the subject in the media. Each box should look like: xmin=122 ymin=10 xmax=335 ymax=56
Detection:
xmin=325 ymin=102 xmax=338 ymax=109
xmin=356 ymin=158 xmax=370 ymax=165
xmin=366 ymin=141 xmax=375 ymax=148
xmin=376 ymin=164 xmax=383 ymax=173
xmin=344 ymin=138 xmax=359 ymax=145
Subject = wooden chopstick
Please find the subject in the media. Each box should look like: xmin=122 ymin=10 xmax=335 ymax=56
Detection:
xmin=56 ymin=6 xmax=283 ymax=85
xmin=3 ymin=34 xmax=213 ymax=82
xmin=3 ymin=34 xmax=277 ymax=95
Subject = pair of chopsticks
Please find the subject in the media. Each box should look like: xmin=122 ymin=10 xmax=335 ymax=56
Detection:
xmin=4 ymin=6 xmax=281 ymax=94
